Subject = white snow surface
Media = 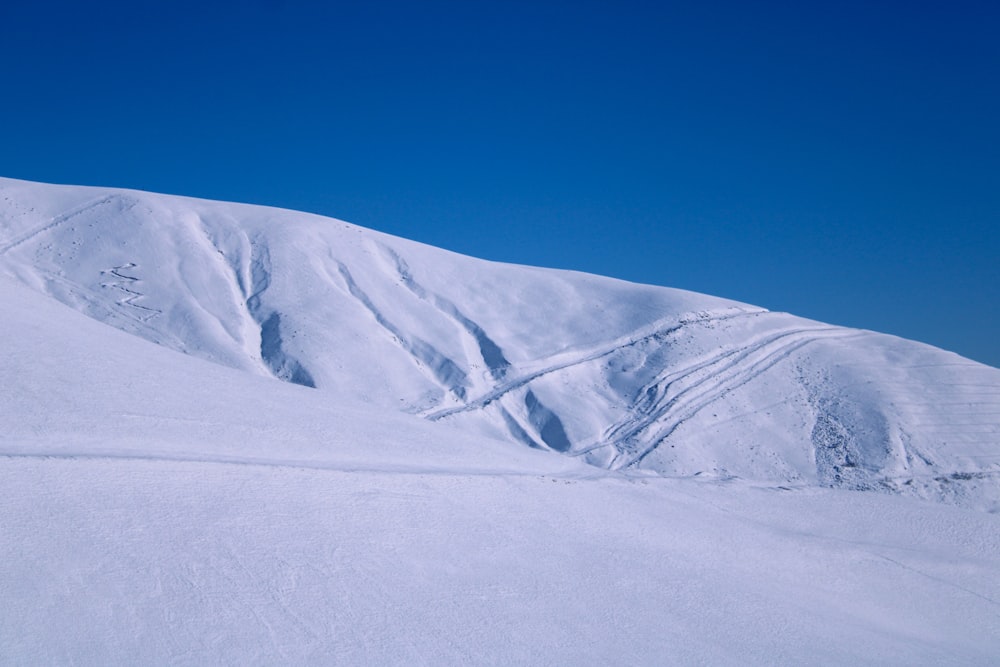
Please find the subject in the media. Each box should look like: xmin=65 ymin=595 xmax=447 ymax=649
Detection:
xmin=1 ymin=177 xmax=999 ymax=663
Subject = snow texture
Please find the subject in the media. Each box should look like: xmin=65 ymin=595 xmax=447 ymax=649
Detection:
xmin=1 ymin=177 xmax=999 ymax=664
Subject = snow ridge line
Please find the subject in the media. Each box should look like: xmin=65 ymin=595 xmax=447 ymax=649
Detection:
xmin=189 ymin=214 xmax=265 ymax=364
xmin=246 ymin=239 xmax=315 ymax=387
xmin=373 ymin=244 xmax=582 ymax=451
xmin=377 ymin=244 xmax=512 ymax=382
xmin=333 ymin=259 xmax=470 ymax=401
xmin=374 ymin=244 xmax=580 ymax=450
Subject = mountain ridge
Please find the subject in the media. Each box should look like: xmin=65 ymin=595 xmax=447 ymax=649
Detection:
xmin=2 ymin=176 xmax=998 ymax=509
xmin=3 ymin=176 xmax=1000 ymax=663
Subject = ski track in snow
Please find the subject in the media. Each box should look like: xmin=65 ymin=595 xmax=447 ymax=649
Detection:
xmin=4 ymin=177 xmax=1000 ymax=664
xmin=613 ymin=326 xmax=870 ymax=468
xmin=2 ymin=177 xmax=998 ymax=506
xmin=872 ymin=552 xmax=1000 ymax=608
xmin=0 ymin=195 xmax=124 ymax=255
xmin=423 ymin=308 xmax=763 ymax=421
xmin=0 ymin=450 xmax=597 ymax=478
xmin=374 ymin=244 xmax=580 ymax=451
xmin=100 ymin=262 xmax=161 ymax=322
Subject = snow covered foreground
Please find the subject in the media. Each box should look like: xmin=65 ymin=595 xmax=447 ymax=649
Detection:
xmin=1 ymin=177 xmax=999 ymax=663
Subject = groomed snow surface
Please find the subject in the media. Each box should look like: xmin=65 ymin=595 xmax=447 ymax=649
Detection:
xmin=1 ymin=177 xmax=999 ymax=664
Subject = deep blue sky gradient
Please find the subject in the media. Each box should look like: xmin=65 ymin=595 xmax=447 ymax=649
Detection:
xmin=2 ymin=0 xmax=998 ymax=367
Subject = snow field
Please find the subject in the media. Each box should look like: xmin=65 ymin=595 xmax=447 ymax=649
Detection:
xmin=1 ymin=176 xmax=999 ymax=663
xmin=2 ymin=458 xmax=998 ymax=665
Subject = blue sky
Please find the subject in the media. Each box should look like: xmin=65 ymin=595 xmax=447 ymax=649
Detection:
xmin=2 ymin=0 xmax=998 ymax=367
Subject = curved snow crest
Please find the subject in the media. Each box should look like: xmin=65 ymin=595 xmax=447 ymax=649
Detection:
xmin=2 ymin=176 xmax=998 ymax=508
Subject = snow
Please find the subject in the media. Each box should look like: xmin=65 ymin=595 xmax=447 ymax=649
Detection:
xmin=1 ymin=176 xmax=999 ymax=663
xmin=4 ymin=457 xmax=999 ymax=665
xmin=0 ymin=275 xmax=575 ymax=477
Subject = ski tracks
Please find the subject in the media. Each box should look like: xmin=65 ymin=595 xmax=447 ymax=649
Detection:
xmin=100 ymin=262 xmax=162 ymax=322
xmin=422 ymin=308 xmax=762 ymax=422
xmin=609 ymin=326 xmax=871 ymax=469
xmin=0 ymin=195 xmax=129 ymax=256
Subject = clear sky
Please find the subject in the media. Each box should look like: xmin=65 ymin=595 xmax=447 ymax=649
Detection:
xmin=2 ymin=0 xmax=998 ymax=367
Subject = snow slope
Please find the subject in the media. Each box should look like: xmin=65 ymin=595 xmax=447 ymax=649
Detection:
xmin=1 ymin=275 xmax=999 ymax=664
xmin=1 ymin=177 xmax=1000 ymax=662
xmin=1 ymin=176 xmax=998 ymax=507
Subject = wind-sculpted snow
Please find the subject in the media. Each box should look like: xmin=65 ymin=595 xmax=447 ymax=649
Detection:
xmin=3 ymin=178 xmax=1000 ymax=663
xmin=1 ymin=176 xmax=998 ymax=509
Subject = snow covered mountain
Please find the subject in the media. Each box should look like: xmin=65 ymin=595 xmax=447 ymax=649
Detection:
xmin=2 ymin=176 xmax=997 ymax=506
xmin=2 ymin=177 xmax=999 ymax=663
